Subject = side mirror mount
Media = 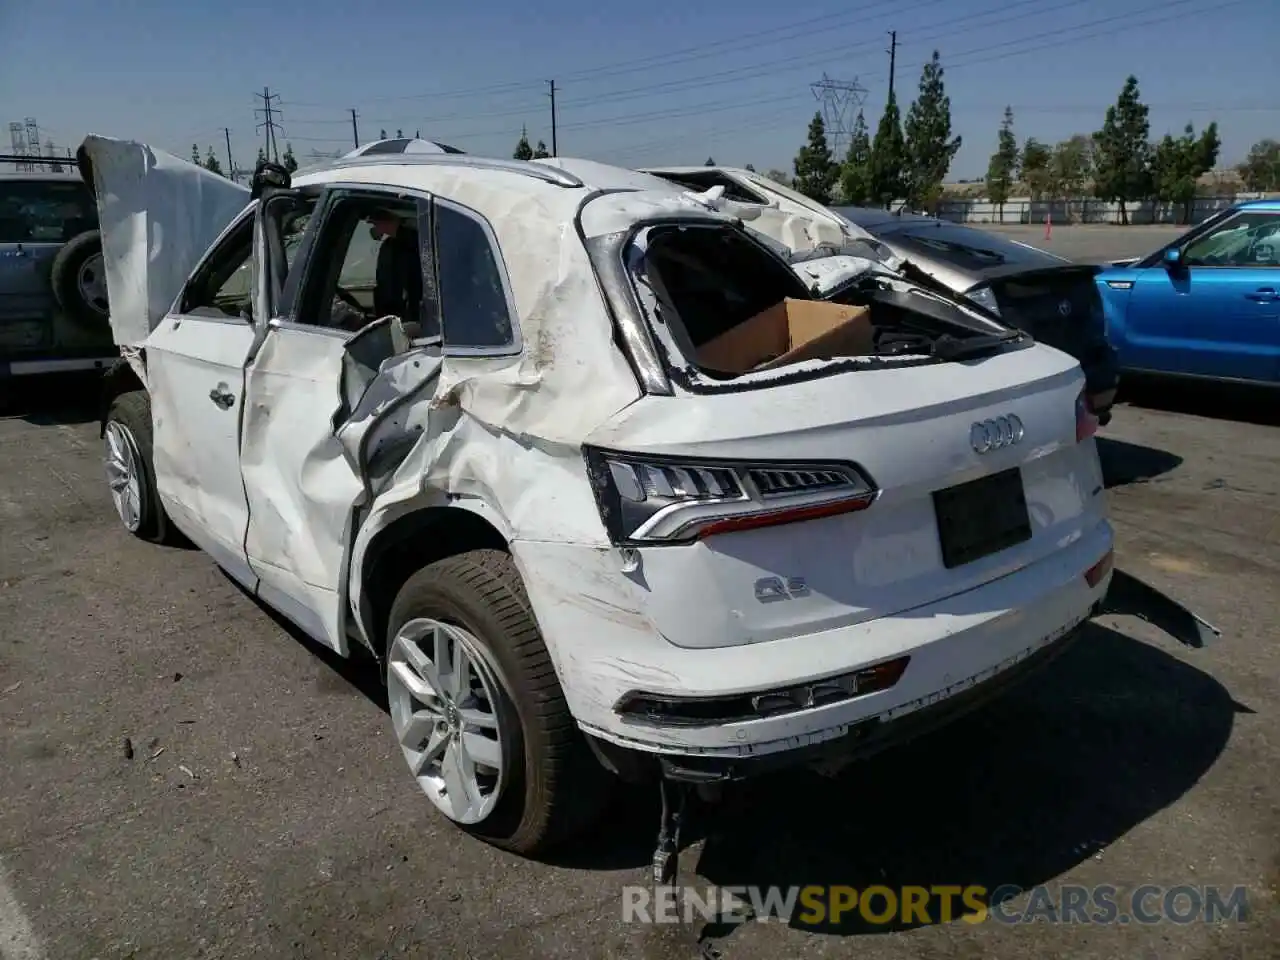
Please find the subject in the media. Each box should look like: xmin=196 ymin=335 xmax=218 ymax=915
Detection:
xmin=250 ymin=160 xmax=291 ymax=200
xmin=1163 ymin=246 xmax=1183 ymax=270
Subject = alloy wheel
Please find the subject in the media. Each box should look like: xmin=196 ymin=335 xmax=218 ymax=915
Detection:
xmin=103 ymin=420 xmax=143 ymax=532
xmin=387 ymin=617 xmax=508 ymax=825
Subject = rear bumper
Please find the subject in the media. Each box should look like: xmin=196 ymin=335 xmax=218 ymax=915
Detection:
xmin=608 ymin=618 xmax=1090 ymax=783
xmin=514 ymin=517 xmax=1113 ymax=767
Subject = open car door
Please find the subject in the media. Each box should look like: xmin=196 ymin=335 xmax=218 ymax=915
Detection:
xmin=78 ymin=136 xmax=264 ymax=579
xmin=238 ymin=184 xmax=443 ymax=653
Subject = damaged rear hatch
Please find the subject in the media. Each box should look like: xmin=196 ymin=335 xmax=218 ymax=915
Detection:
xmin=76 ymin=135 xmax=252 ymax=347
xmin=580 ymin=194 xmax=1105 ymax=650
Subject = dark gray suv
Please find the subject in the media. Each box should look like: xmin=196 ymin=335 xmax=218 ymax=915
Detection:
xmin=1 ymin=166 xmax=115 ymax=382
xmin=831 ymin=207 xmax=1119 ymax=424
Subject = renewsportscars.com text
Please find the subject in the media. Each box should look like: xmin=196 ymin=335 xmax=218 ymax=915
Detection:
xmin=622 ymin=883 xmax=1249 ymax=926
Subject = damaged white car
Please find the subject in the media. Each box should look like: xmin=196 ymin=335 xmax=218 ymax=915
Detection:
xmin=80 ymin=136 xmax=1114 ymax=881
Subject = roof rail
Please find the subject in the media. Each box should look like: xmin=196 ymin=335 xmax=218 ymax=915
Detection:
xmin=325 ymin=152 xmax=584 ymax=188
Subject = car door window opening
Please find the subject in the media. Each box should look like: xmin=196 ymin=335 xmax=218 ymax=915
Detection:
xmin=1183 ymin=212 xmax=1280 ymax=267
xmin=295 ymin=193 xmax=435 ymax=336
xmin=179 ymin=215 xmax=255 ymax=321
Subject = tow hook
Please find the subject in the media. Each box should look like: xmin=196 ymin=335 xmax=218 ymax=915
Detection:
xmin=652 ymin=777 xmax=690 ymax=885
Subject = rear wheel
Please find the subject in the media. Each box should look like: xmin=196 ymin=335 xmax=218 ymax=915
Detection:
xmin=50 ymin=230 xmax=109 ymax=328
xmin=103 ymin=390 xmax=180 ymax=544
xmin=385 ymin=549 xmax=608 ymax=855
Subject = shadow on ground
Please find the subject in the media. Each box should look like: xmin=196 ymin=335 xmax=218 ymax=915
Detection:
xmin=0 ymin=371 xmax=102 ymax=426
xmin=679 ymin=621 xmax=1241 ymax=940
xmin=198 ymin=459 xmax=1238 ymax=944
xmin=1118 ymin=377 xmax=1280 ymax=428
xmin=1096 ymin=436 xmax=1183 ymax=488
xmin=247 ymin=557 xmax=1241 ymax=943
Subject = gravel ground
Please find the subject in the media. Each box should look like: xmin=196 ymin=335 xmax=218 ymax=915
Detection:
xmin=1 ymin=296 xmax=1277 ymax=957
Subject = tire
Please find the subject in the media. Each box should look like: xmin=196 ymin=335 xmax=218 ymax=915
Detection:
xmin=103 ymin=390 xmax=182 ymax=545
xmin=50 ymin=230 xmax=109 ymax=328
xmin=385 ymin=549 xmax=609 ymax=855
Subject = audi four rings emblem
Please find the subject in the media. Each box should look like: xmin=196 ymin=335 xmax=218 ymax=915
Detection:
xmin=970 ymin=414 xmax=1025 ymax=453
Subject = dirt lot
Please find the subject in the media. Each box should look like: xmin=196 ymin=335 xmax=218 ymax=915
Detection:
xmin=2 ymin=368 xmax=1278 ymax=956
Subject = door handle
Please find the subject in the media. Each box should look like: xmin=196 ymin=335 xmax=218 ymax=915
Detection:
xmin=1245 ymin=287 xmax=1277 ymax=302
xmin=208 ymin=386 xmax=236 ymax=409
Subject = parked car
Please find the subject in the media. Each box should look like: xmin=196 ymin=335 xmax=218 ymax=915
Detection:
xmin=0 ymin=165 xmax=116 ymax=382
xmin=1095 ymin=199 xmax=1280 ymax=387
xmin=81 ymin=136 xmax=1114 ymax=880
xmin=831 ymin=206 xmax=1120 ymax=424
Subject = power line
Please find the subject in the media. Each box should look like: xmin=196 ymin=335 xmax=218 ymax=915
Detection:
xmin=254 ymin=87 xmax=284 ymax=162
xmin=811 ymin=75 xmax=868 ymax=157
xmin=887 ymin=30 xmax=898 ymax=100
xmin=278 ymin=0 xmax=1083 ymax=135
xmin=277 ymin=0 xmax=943 ymax=108
xmin=265 ymin=0 xmax=1260 ymax=157
xmin=547 ymin=80 xmax=558 ymax=156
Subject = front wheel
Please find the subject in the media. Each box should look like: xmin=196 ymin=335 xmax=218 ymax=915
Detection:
xmin=103 ymin=390 xmax=181 ymax=544
xmin=384 ymin=549 xmax=609 ymax=855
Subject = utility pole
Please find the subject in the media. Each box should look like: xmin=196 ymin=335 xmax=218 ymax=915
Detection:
xmin=546 ymin=80 xmax=558 ymax=156
xmin=224 ymin=127 xmax=234 ymax=180
xmin=350 ymin=108 xmax=360 ymax=149
xmin=887 ymin=31 xmax=898 ymax=100
xmin=254 ymin=87 xmax=284 ymax=162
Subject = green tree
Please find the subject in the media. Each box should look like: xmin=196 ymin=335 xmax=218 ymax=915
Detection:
xmin=1238 ymin=139 xmax=1280 ymax=191
xmin=203 ymin=147 xmax=224 ymax=176
xmin=1020 ymin=137 xmax=1053 ymax=200
xmin=379 ymin=129 xmax=388 ymax=139
xmin=867 ymin=93 xmax=907 ymax=208
xmin=705 ymin=156 xmax=716 ymax=166
xmin=1050 ymin=135 xmax=1092 ymax=219
xmin=1152 ymin=122 xmax=1220 ymax=223
xmin=190 ymin=144 xmax=201 ymax=165
xmin=764 ymin=169 xmax=792 ymax=187
xmin=792 ymin=112 xmax=838 ymax=204
xmin=281 ymin=142 xmax=298 ymax=174
xmin=985 ymin=106 xmax=1019 ymax=214
xmin=744 ymin=162 xmax=756 ymax=172
xmin=839 ymin=110 xmax=872 ymax=205
xmin=532 ymin=140 xmax=551 ymax=159
xmin=1091 ymin=75 xmax=1152 ymax=225
xmin=513 ymin=128 xmax=533 ymax=160
xmin=1051 ymin=135 xmax=1091 ymax=198
xmin=255 ymin=146 xmax=268 ymax=168
xmin=902 ymin=51 xmax=961 ymax=212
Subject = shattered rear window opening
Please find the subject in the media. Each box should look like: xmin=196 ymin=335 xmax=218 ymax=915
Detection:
xmin=630 ymin=223 xmax=1018 ymax=385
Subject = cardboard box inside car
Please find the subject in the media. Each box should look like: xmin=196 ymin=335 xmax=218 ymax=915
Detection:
xmin=695 ymin=298 xmax=874 ymax=376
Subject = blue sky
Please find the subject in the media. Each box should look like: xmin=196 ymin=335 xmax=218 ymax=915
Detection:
xmin=1 ymin=0 xmax=1274 ymax=179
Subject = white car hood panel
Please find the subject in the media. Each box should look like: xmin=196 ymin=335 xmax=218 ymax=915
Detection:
xmin=77 ymin=135 xmax=251 ymax=347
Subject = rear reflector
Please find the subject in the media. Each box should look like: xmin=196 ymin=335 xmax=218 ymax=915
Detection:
xmin=692 ymin=492 xmax=876 ymax=540
xmin=1084 ymin=549 xmax=1114 ymax=587
xmin=615 ymin=655 xmax=910 ymax=726
xmin=1076 ymin=390 xmax=1099 ymax=442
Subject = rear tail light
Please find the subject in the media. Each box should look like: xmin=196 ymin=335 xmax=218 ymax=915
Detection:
xmin=1085 ymin=548 xmax=1114 ymax=587
xmin=583 ymin=447 xmax=878 ymax=545
xmin=1076 ymin=389 xmax=1099 ymax=442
